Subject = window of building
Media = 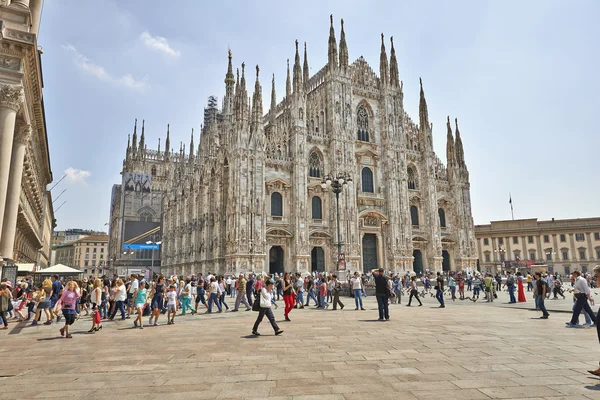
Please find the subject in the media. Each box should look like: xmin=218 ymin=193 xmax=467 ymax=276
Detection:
xmin=543 ymin=235 xmax=549 ymax=243
xmin=560 ymin=234 xmax=566 ymax=242
xmin=438 ymin=208 xmax=446 ymax=228
xmin=407 ymin=167 xmax=417 ymax=190
xmin=595 ymin=232 xmax=600 ymax=241
xmin=361 ymin=167 xmax=374 ymax=193
xmin=564 ymin=266 xmax=570 ymax=275
xmin=513 ymin=237 xmax=518 ymax=245
xmin=271 ymin=192 xmax=283 ymax=217
xmin=498 ymin=237 xmax=504 ymax=245
xmin=546 ymin=250 xmax=553 ymax=261
xmin=311 ymin=197 xmax=322 ymax=220
xmin=100 ymin=254 xmax=104 ymax=259
xmin=308 ymin=151 xmax=323 ymax=178
xmin=410 ymin=206 xmax=419 ymax=226
xmin=483 ymin=238 xmax=489 ymax=246
xmin=485 ymin=253 xmax=490 ymax=262
xmin=86 ymin=248 xmax=89 ymax=253
xmin=84 ymin=261 xmax=88 ymax=267
xmin=93 ymin=248 xmax=97 ymax=253
xmin=528 ymin=236 xmax=534 ymax=244
xmin=92 ymin=254 xmax=96 ymax=259
xmin=562 ymin=250 xmax=569 ymax=261
xmin=597 ymin=248 xmax=600 ymax=259
xmin=579 ymin=249 xmax=586 ymax=260
xmin=140 ymin=212 xmax=153 ymax=222
xmin=85 ymin=254 xmax=89 ymax=259
xmin=357 ymin=105 xmax=369 ymax=142
xmin=576 ymin=233 xmax=585 ymax=242
xmin=500 ymin=253 xmax=505 ymax=262
xmin=100 ymin=248 xmax=104 ymax=253
xmin=151 ymin=166 xmax=157 ymax=176
xmin=529 ymin=251 xmax=536 ymax=261
xmin=582 ymin=265 xmax=588 ymax=274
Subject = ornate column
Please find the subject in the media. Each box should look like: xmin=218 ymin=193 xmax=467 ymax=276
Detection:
xmin=0 ymin=85 xmax=24 ymax=251
xmin=0 ymin=122 xmax=30 ymax=260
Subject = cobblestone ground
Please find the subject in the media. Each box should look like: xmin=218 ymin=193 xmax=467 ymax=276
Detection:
xmin=1 ymin=290 xmax=600 ymax=400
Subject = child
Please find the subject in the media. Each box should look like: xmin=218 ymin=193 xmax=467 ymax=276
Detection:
xmin=458 ymin=274 xmax=465 ymax=300
xmin=166 ymin=284 xmax=178 ymax=325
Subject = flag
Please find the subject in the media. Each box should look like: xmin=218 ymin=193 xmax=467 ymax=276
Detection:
xmin=509 ymin=194 xmax=512 ymax=205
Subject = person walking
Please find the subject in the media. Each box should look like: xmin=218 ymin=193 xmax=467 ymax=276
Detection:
xmin=150 ymin=275 xmax=165 ymax=326
xmin=133 ymin=281 xmax=148 ymax=329
xmin=206 ymin=277 xmax=222 ymax=314
xmin=305 ymin=276 xmax=318 ymax=307
xmin=232 ymin=274 xmax=252 ymax=312
xmin=448 ymin=273 xmax=456 ymax=301
xmin=58 ymin=281 xmax=80 ymax=339
xmin=109 ymin=279 xmax=127 ymax=320
xmin=331 ymin=274 xmax=344 ymax=310
xmin=294 ymin=274 xmax=305 ymax=309
xmin=533 ymin=271 xmax=550 ymax=319
xmin=506 ymin=271 xmax=516 ymax=303
xmin=251 ymin=279 xmax=284 ymax=336
xmin=406 ymin=276 xmax=423 ymax=306
xmin=435 ymin=271 xmax=445 ymax=308
xmin=282 ymin=272 xmax=295 ymax=321
xmin=218 ymin=276 xmax=229 ymax=312
xmin=587 ymin=266 xmax=600 ymax=376
xmin=526 ymin=273 xmax=533 ymax=291
xmin=566 ymin=270 xmax=596 ymax=328
xmin=88 ymin=278 xmax=103 ymax=333
xmin=373 ymin=268 xmax=390 ymax=320
xmin=351 ymin=272 xmax=366 ymax=310
xmin=50 ymin=275 xmax=63 ymax=322
xmin=194 ymin=274 xmax=208 ymax=312
xmin=319 ymin=277 xmax=329 ymax=310
xmin=246 ymin=275 xmax=255 ymax=306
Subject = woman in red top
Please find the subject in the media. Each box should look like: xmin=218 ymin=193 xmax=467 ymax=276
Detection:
xmin=457 ymin=275 xmax=465 ymax=300
xmin=282 ymin=273 xmax=294 ymax=322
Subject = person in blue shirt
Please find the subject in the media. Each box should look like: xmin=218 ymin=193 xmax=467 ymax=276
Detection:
xmin=50 ymin=274 xmax=63 ymax=322
xmin=392 ymin=276 xmax=401 ymax=304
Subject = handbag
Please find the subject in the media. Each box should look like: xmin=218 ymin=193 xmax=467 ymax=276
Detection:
xmin=260 ymin=293 xmax=271 ymax=308
xmin=252 ymin=296 xmax=261 ymax=312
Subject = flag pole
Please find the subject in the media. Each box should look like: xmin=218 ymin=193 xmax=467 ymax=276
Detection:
xmin=509 ymin=193 xmax=514 ymax=220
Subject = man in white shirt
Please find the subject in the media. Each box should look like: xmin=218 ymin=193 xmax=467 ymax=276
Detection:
xmin=567 ymin=270 xmax=596 ymax=327
xmin=294 ymin=274 xmax=305 ymax=309
xmin=127 ymin=274 xmax=139 ymax=317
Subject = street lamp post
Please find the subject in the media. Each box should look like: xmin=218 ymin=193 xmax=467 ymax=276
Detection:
xmin=321 ymin=172 xmax=352 ymax=273
xmin=146 ymin=239 xmax=162 ymax=276
xmin=122 ymin=251 xmax=134 ymax=277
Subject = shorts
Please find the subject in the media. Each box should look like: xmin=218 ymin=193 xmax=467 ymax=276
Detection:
xmin=135 ymin=303 xmax=145 ymax=310
xmin=50 ymin=298 xmax=58 ymax=308
xmin=168 ymin=304 xmax=176 ymax=312
xmin=62 ymin=311 xmax=76 ymax=325
xmin=195 ymin=293 xmax=206 ymax=304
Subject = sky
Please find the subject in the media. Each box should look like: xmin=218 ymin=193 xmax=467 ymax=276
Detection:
xmin=40 ymin=0 xmax=600 ymax=232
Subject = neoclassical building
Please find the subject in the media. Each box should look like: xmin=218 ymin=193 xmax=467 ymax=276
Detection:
xmin=114 ymin=17 xmax=477 ymax=277
xmin=0 ymin=0 xmax=54 ymax=274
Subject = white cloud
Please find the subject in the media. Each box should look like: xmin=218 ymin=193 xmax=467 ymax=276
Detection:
xmin=139 ymin=31 xmax=180 ymax=57
xmin=64 ymin=167 xmax=91 ymax=186
xmin=62 ymin=44 xmax=148 ymax=89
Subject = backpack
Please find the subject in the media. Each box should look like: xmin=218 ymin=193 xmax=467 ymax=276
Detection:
xmin=507 ymin=276 xmax=515 ymax=286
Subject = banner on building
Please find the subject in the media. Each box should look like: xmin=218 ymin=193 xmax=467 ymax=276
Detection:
xmin=123 ymin=172 xmax=152 ymax=192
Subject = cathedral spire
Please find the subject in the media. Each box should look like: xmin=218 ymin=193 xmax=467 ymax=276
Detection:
xmin=253 ymin=65 xmax=263 ymax=120
xmin=131 ymin=118 xmax=138 ymax=153
xmin=286 ymin=59 xmax=291 ymax=99
xmin=380 ymin=33 xmax=389 ymax=86
xmin=303 ymin=42 xmax=309 ymax=89
xmin=270 ymin=73 xmax=276 ymax=123
xmin=224 ymin=49 xmax=235 ymax=113
xmin=165 ymin=124 xmax=170 ymax=160
xmin=138 ymin=119 xmax=145 ymax=156
xmin=446 ymin=116 xmax=455 ymax=167
xmin=157 ymin=137 xmax=161 ymax=155
xmin=293 ymin=40 xmax=302 ymax=93
xmin=240 ymin=62 xmax=246 ymax=91
xmin=328 ymin=14 xmax=338 ymax=73
xmin=419 ymin=78 xmax=429 ymax=130
xmin=189 ymin=128 xmax=195 ymax=163
xmin=339 ymin=18 xmax=348 ymax=71
xmin=126 ymin=133 xmax=131 ymax=159
xmin=455 ymin=118 xmax=465 ymax=167
xmin=389 ymin=36 xmax=399 ymax=88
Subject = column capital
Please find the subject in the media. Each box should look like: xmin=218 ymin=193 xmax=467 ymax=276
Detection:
xmin=14 ymin=122 xmax=31 ymax=145
xmin=0 ymin=85 xmax=24 ymax=112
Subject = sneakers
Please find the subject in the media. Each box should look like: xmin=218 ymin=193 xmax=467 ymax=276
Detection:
xmin=59 ymin=327 xmax=65 ymax=337
xmin=565 ymin=322 xmax=578 ymax=328
xmin=275 ymin=330 xmax=284 ymax=335
xmin=134 ymin=321 xmax=138 ymax=328
xmin=43 ymin=320 xmax=52 ymax=325
xmin=31 ymin=320 xmax=38 ymax=326
xmin=56 ymin=316 xmax=62 ymax=322
xmin=65 ymin=334 xmax=72 ymax=339
xmin=540 ymin=315 xmax=549 ymax=319
xmin=252 ymin=331 xmax=261 ymax=336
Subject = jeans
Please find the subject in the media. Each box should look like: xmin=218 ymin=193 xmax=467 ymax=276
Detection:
xmin=231 ymin=287 xmax=236 ymax=298
xmin=234 ymin=290 xmax=250 ymax=310
xmin=332 ymin=293 xmax=344 ymax=310
xmin=252 ymin=307 xmax=279 ymax=333
xmin=473 ymin=287 xmax=480 ymax=297
xmin=353 ymin=289 xmax=363 ymax=309
xmin=376 ymin=295 xmax=389 ymax=320
xmin=296 ymin=291 xmax=304 ymax=305
xmin=574 ymin=301 xmax=593 ymax=325
xmin=435 ymin=289 xmax=445 ymax=306
xmin=467 ymin=282 xmax=472 ymax=291
xmin=246 ymin=291 xmax=253 ymax=306
xmin=219 ymin=293 xmax=229 ymax=310
xmin=283 ymin=294 xmax=294 ymax=317
xmin=100 ymin=301 xmax=107 ymax=318
xmin=208 ymin=293 xmax=222 ymax=313
xmin=527 ymin=282 xmax=533 ymax=291
xmin=306 ymin=289 xmax=317 ymax=306
xmin=508 ymin=284 xmax=516 ymax=303
xmin=319 ymin=295 xmax=328 ymax=309
xmin=536 ymin=295 xmax=549 ymax=316
xmin=0 ymin=311 xmax=7 ymax=327
xmin=110 ymin=300 xmax=126 ymax=319
xmin=181 ymin=297 xmax=194 ymax=314
xmin=570 ymin=294 xmax=596 ymax=325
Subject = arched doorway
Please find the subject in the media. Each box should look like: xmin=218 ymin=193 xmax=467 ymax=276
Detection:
xmin=269 ymin=246 xmax=284 ymax=275
xmin=442 ymin=250 xmax=451 ymax=272
xmin=311 ymin=247 xmax=325 ymax=272
xmin=362 ymin=234 xmax=378 ymax=273
xmin=413 ymin=250 xmax=423 ymax=275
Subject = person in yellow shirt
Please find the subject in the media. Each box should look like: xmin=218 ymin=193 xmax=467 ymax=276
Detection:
xmin=526 ymin=273 xmax=533 ymax=291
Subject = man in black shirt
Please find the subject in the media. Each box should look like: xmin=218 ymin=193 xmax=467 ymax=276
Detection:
xmin=435 ymin=271 xmax=445 ymax=308
xmin=373 ymin=268 xmax=390 ymax=321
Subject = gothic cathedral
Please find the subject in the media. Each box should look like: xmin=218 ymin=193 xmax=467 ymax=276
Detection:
xmin=115 ymin=16 xmax=478 ymax=278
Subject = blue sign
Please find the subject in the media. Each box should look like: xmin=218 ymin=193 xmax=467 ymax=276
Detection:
xmin=123 ymin=243 xmax=160 ymax=250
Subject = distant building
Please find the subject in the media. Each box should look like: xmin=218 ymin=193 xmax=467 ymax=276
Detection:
xmin=53 ymin=234 xmax=109 ymax=277
xmin=52 ymin=229 xmax=104 ymax=247
xmin=475 ymin=218 xmax=600 ymax=275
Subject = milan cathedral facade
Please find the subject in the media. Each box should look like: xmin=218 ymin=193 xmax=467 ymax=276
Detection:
xmin=113 ymin=16 xmax=477 ymax=278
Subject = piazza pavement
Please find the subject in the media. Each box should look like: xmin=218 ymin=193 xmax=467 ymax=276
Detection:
xmin=1 ymin=289 xmax=600 ymax=400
